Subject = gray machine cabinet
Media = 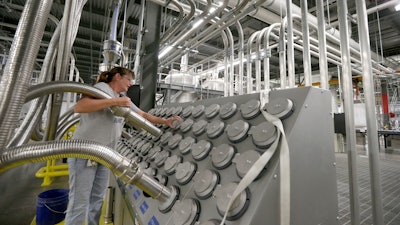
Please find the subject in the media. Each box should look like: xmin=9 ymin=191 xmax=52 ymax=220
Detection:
xmin=113 ymin=87 xmax=338 ymax=225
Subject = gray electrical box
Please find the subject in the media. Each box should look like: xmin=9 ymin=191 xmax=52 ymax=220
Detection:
xmin=114 ymin=87 xmax=338 ymax=225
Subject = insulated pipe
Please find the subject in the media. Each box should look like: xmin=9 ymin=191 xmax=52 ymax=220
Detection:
xmin=279 ymin=23 xmax=287 ymax=89
xmin=26 ymin=81 xmax=163 ymax=137
xmin=0 ymin=0 xmax=53 ymax=150
xmin=286 ymin=0 xmax=295 ymax=88
xmin=222 ymin=31 xmax=229 ymax=97
xmin=160 ymin=0 xmax=197 ymax=43
xmin=226 ymin=28 xmax=235 ymax=96
xmin=247 ymin=31 xmax=261 ymax=93
xmin=355 ymin=1 xmax=384 ymax=224
xmin=67 ymin=54 xmax=76 ymax=109
xmin=55 ymin=115 xmax=80 ymax=140
xmin=48 ymin=0 xmax=86 ymax=146
xmin=257 ymin=23 xmax=280 ymax=93
xmin=338 ymin=1 xmax=361 ymax=224
xmin=160 ymin=0 xmax=254 ymax=65
xmin=0 ymin=140 xmax=172 ymax=202
xmin=161 ymin=0 xmax=268 ymax=68
xmin=159 ymin=0 xmax=229 ymax=64
xmin=109 ymin=0 xmax=121 ymax=41
xmin=236 ymin=21 xmax=244 ymax=95
xmin=316 ymin=0 xmax=329 ymax=89
xmin=6 ymin=22 xmax=61 ymax=147
xmin=300 ymin=0 xmax=311 ymax=86
xmin=133 ymin=0 xmax=146 ymax=76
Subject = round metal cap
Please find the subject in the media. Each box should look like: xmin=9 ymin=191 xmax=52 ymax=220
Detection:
xmin=166 ymin=107 xmax=175 ymax=117
xmin=172 ymin=106 xmax=183 ymax=115
xmin=263 ymin=97 xmax=294 ymax=119
xmin=213 ymin=183 xmax=249 ymax=220
xmin=147 ymin=146 xmax=162 ymax=161
xmin=192 ymin=120 xmax=208 ymax=136
xmin=226 ymin=120 xmax=249 ymax=143
xmin=205 ymin=104 xmax=220 ymax=119
xmin=158 ymin=185 xmax=179 ymax=213
xmin=140 ymin=142 xmax=153 ymax=156
xmin=154 ymin=150 xmax=171 ymax=167
xmin=192 ymin=105 xmax=205 ymax=118
xmin=211 ymin=144 xmax=236 ymax=170
xmin=219 ymin=102 xmax=237 ymax=119
xmin=168 ymin=134 xmax=183 ymax=150
xmin=135 ymin=140 xmax=146 ymax=152
xmin=193 ymin=169 xmax=219 ymax=199
xmin=164 ymin=155 xmax=183 ymax=175
xmin=249 ymin=121 xmax=277 ymax=149
xmin=191 ymin=140 xmax=212 ymax=161
xmin=233 ymin=150 xmax=261 ymax=178
xmin=172 ymin=198 xmax=200 ymax=225
xmin=240 ymin=99 xmax=261 ymax=119
xmin=159 ymin=107 xmax=168 ymax=117
xmin=180 ymin=119 xmax=194 ymax=133
xmin=160 ymin=131 xmax=173 ymax=145
xmin=175 ymin=161 xmax=197 ymax=185
xmin=182 ymin=105 xmax=194 ymax=117
xmin=206 ymin=120 xmax=225 ymax=139
xmin=178 ymin=136 xmax=196 ymax=155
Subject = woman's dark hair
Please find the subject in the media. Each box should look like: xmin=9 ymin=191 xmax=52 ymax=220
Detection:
xmin=96 ymin=66 xmax=135 ymax=83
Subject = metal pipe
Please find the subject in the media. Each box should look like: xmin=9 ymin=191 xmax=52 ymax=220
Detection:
xmin=0 ymin=0 xmax=53 ymax=150
xmin=316 ymin=0 xmax=329 ymax=89
xmin=300 ymin=0 xmax=311 ymax=86
xmin=109 ymin=0 xmax=121 ymax=41
xmin=26 ymin=81 xmax=163 ymax=137
xmin=0 ymin=140 xmax=172 ymax=202
xmin=104 ymin=186 xmax=115 ymax=224
xmin=236 ymin=21 xmax=244 ymax=95
xmin=355 ymin=0 xmax=384 ymax=224
xmin=47 ymin=0 xmax=86 ymax=146
xmin=160 ymin=0 xmax=197 ymax=43
xmin=279 ymin=23 xmax=287 ymax=89
xmin=259 ymin=23 xmax=280 ymax=92
xmin=285 ymin=0 xmax=295 ymax=87
xmin=222 ymin=31 xmax=229 ymax=97
xmin=133 ymin=0 xmax=146 ymax=76
xmin=159 ymin=0 xmax=229 ymax=63
xmin=247 ymin=31 xmax=261 ymax=93
xmin=225 ymin=27 xmax=235 ymax=96
xmin=6 ymin=23 xmax=61 ymax=147
xmin=55 ymin=115 xmax=80 ymax=140
xmin=338 ymin=1 xmax=361 ymax=224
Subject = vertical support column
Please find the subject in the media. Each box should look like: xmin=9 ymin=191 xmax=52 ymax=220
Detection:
xmin=381 ymin=80 xmax=390 ymax=129
xmin=337 ymin=0 xmax=361 ymax=224
xmin=140 ymin=2 xmax=161 ymax=111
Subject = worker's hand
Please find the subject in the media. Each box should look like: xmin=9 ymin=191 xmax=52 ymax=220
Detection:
xmin=113 ymin=96 xmax=132 ymax=107
xmin=165 ymin=115 xmax=182 ymax=128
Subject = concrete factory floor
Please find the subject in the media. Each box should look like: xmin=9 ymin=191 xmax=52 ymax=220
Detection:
xmin=1 ymin=135 xmax=400 ymax=225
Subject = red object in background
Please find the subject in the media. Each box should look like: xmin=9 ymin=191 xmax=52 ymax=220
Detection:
xmin=382 ymin=93 xmax=389 ymax=114
xmin=389 ymin=112 xmax=395 ymax=118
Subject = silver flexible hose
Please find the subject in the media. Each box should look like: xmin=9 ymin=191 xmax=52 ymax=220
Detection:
xmin=26 ymin=81 xmax=162 ymax=137
xmin=0 ymin=140 xmax=172 ymax=202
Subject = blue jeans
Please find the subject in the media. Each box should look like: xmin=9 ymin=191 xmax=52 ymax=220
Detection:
xmin=65 ymin=158 xmax=109 ymax=225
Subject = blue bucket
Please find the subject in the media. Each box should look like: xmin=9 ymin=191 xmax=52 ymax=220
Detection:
xmin=36 ymin=188 xmax=69 ymax=225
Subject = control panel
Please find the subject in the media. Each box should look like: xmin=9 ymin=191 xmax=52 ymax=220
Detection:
xmin=114 ymin=87 xmax=338 ymax=225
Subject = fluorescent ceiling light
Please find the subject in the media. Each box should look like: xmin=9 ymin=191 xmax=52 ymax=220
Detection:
xmin=396 ymin=4 xmax=400 ymax=11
